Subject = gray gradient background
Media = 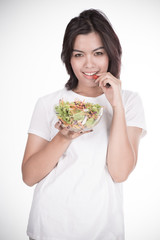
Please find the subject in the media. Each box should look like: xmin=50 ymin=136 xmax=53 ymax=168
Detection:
xmin=0 ymin=0 xmax=160 ymax=239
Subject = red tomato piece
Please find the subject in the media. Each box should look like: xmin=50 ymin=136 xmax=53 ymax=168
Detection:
xmin=93 ymin=75 xmax=98 ymax=80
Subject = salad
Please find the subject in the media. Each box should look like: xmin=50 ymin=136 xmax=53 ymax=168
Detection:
xmin=55 ymin=99 xmax=103 ymax=131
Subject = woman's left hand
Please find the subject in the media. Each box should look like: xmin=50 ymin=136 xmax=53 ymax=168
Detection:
xmin=95 ymin=72 xmax=123 ymax=108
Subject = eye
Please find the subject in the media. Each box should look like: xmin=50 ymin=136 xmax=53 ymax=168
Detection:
xmin=94 ymin=51 xmax=103 ymax=56
xmin=74 ymin=53 xmax=83 ymax=57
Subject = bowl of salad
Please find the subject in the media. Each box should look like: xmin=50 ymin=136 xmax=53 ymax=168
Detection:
xmin=55 ymin=99 xmax=103 ymax=132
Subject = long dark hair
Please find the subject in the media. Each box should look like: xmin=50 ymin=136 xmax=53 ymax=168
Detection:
xmin=61 ymin=9 xmax=122 ymax=90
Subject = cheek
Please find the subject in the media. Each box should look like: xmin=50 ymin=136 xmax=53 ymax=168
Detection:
xmin=70 ymin=59 xmax=76 ymax=70
xmin=70 ymin=60 xmax=81 ymax=74
xmin=101 ymin=57 xmax=109 ymax=70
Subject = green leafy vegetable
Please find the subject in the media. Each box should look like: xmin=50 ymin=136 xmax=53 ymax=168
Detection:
xmin=55 ymin=99 xmax=103 ymax=130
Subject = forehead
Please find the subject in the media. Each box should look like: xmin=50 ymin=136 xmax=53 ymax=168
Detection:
xmin=73 ymin=32 xmax=103 ymax=50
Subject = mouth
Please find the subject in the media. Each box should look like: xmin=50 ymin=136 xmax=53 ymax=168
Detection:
xmin=83 ymin=72 xmax=98 ymax=76
xmin=82 ymin=72 xmax=99 ymax=80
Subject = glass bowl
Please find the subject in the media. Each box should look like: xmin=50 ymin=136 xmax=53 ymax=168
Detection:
xmin=55 ymin=100 xmax=103 ymax=132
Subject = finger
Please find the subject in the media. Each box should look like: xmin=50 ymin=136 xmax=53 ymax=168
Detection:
xmin=68 ymin=131 xmax=81 ymax=139
xmin=99 ymin=76 xmax=120 ymax=88
xmin=68 ymin=129 xmax=93 ymax=139
xmin=105 ymin=73 xmax=121 ymax=85
xmin=94 ymin=75 xmax=102 ymax=83
xmin=102 ymin=79 xmax=113 ymax=87
xmin=55 ymin=121 xmax=69 ymax=132
xmin=95 ymin=72 xmax=120 ymax=84
xmin=54 ymin=121 xmax=62 ymax=130
xmin=98 ymin=78 xmax=111 ymax=88
xmin=94 ymin=72 xmax=111 ymax=83
xmin=79 ymin=129 xmax=93 ymax=135
xmin=84 ymin=129 xmax=93 ymax=134
xmin=94 ymin=75 xmax=110 ymax=85
xmin=60 ymin=126 xmax=70 ymax=135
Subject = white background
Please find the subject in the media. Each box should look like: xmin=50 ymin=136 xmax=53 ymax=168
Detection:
xmin=0 ymin=0 xmax=160 ymax=239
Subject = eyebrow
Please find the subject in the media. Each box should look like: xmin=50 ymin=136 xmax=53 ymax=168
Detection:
xmin=72 ymin=46 xmax=104 ymax=53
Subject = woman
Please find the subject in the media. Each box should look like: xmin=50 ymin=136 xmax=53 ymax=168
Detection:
xmin=22 ymin=9 xmax=146 ymax=240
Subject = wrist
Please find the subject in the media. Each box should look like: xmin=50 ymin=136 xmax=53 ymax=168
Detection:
xmin=112 ymin=105 xmax=124 ymax=112
xmin=56 ymin=131 xmax=72 ymax=143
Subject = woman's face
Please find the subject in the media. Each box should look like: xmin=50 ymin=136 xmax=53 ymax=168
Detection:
xmin=70 ymin=32 xmax=109 ymax=89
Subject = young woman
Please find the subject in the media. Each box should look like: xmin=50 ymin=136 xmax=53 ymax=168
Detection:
xmin=22 ymin=9 xmax=146 ymax=240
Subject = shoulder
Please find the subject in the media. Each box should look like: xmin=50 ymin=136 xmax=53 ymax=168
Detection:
xmin=31 ymin=88 xmax=68 ymax=116
xmin=122 ymin=89 xmax=146 ymax=137
xmin=122 ymin=89 xmax=139 ymax=101
xmin=122 ymin=89 xmax=142 ymax=106
xmin=39 ymin=88 xmax=67 ymax=104
xmin=35 ymin=88 xmax=70 ymax=110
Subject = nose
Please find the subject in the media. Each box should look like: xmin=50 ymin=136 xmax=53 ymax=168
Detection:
xmin=84 ymin=55 xmax=95 ymax=68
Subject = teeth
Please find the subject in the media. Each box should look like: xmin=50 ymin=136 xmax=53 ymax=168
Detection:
xmin=84 ymin=72 xmax=97 ymax=76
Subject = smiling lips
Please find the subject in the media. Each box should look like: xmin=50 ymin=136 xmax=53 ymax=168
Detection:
xmin=82 ymin=72 xmax=110 ymax=87
xmin=83 ymin=72 xmax=99 ymax=79
xmin=83 ymin=72 xmax=97 ymax=76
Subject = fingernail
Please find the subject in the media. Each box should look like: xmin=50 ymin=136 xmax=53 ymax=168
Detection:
xmin=106 ymin=83 xmax=111 ymax=88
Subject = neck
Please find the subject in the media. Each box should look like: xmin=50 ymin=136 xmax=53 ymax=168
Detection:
xmin=73 ymin=85 xmax=103 ymax=97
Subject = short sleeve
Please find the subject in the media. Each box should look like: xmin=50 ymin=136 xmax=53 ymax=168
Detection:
xmin=28 ymin=98 xmax=50 ymax=141
xmin=124 ymin=92 xmax=147 ymax=138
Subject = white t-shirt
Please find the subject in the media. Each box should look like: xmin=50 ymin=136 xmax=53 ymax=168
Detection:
xmin=27 ymin=88 xmax=146 ymax=240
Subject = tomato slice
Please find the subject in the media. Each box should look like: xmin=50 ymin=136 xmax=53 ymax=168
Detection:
xmin=93 ymin=75 xmax=98 ymax=80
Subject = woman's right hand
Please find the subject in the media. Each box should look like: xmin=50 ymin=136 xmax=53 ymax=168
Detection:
xmin=55 ymin=120 xmax=93 ymax=140
xmin=22 ymin=121 xmax=93 ymax=186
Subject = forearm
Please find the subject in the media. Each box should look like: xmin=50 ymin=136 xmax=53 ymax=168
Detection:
xmin=22 ymin=132 xmax=71 ymax=186
xmin=107 ymin=107 xmax=136 ymax=182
